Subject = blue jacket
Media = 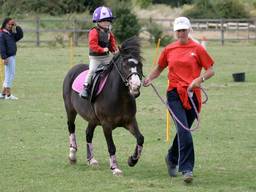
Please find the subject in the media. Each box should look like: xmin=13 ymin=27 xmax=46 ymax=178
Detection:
xmin=0 ymin=26 xmax=23 ymax=59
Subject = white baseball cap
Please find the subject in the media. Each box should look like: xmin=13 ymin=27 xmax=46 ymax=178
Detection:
xmin=173 ymin=17 xmax=191 ymax=32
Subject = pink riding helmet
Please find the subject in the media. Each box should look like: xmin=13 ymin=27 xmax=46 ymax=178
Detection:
xmin=92 ymin=6 xmax=115 ymax=23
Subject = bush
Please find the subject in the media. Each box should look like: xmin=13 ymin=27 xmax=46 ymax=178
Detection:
xmin=136 ymin=0 xmax=153 ymax=8
xmin=183 ymin=0 xmax=250 ymax=19
xmin=160 ymin=35 xmax=173 ymax=46
xmin=112 ymin=5 xmax=141 ymax=43
xmin=152 ymin=0 xmax=192 ymax=7
xmin=0 ymin=0 xmax=95 ymax=16
xmin=183 ymin=0 xmax=217 ymax=18
xmin=145 ymin=21 xmax=163 ymax=44
xmin=84 ymin=0 xmax=105 ymax=14
xmin=215 ymin=0 xmax=250 ymax=18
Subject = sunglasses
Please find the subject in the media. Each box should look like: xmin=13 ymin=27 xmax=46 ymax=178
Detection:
xmin=176 ymin=29 xmax=187 ymax=32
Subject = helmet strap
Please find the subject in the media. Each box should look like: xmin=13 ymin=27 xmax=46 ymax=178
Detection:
xmin=97 ymin=23 xmax=110 ymax=33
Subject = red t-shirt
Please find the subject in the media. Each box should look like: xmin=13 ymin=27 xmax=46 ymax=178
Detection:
xmin=158 ymin=39 xmax=214 ymax=111
xmin=88 ymin=28 xmax=117 ymax=54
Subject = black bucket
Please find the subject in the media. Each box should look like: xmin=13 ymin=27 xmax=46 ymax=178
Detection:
xmin=232 ymin=72 xmax=245 ymax=82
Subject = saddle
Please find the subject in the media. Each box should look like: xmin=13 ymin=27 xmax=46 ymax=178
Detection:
xmin=72 ymin=63 xmax=113 ymax=102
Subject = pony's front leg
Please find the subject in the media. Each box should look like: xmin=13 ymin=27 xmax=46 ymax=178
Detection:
xmin=86 ymin=123 xmax=98 ymax=166
xmin=103 ymin=126 xmax=122 ymax=176
xmin=126 ymin=119 xmax=144 ymax=167
xmin=68 ymin=121 xmax=78 ymax=164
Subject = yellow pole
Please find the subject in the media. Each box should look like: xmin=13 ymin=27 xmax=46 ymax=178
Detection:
xmin=153 ymin=38 xmax=161 ymax=66
xmin=166 ymin=80 xmax=171 ymax=143
xmin=0 ymin=59 xmax=3 ymax=84
xmin=69 ymin=36 xmax=74 ymax=68
xmin=152 ymin=38 xmax=172 ymax=143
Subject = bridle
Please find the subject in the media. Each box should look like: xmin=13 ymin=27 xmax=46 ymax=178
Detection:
xmin=112 ymin=55 xmax=142 ymax=87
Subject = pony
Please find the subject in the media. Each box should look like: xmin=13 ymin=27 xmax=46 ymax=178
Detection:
xmin=62 ymin=36 xmax=144 ymax=175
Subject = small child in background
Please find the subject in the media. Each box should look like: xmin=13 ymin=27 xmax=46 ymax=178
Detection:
xmin=80 ymin=6 xmax=118 ymax=99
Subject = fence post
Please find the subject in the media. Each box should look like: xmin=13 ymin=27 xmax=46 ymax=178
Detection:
xmin=220 ymin=18 xmax=224 ymax=46
xmin=36 ymin=17 xmax=40 ymax=47
xmin=73 ymin=19 xmax=78 ymax=46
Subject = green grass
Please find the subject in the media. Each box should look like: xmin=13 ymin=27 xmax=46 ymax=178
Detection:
xmin=0 ymin=42 xmax=256 ymax=192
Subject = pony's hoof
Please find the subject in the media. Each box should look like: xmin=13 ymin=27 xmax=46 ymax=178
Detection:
xmin=111 ymin=168 xmax=123 ymax=176
xmin=68 ymin=157 xmax=77 ymax=164
xmin=128 ymin=156 xmax=138 ymax=167
xmin=69 ymin=147 xmax=77 ymax=164
xmin=87 ymin=158 xmax=99 ymax=167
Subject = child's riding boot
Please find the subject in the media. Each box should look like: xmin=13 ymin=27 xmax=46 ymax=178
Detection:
xmin=80 ymin=85 xmax=90 ymax=99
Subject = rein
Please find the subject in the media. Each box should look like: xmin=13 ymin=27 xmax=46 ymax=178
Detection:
xmin=150 ymin=83 xmax=208 ymax=132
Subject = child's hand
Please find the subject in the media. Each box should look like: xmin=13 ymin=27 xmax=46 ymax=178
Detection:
xmin=114 ymin=49 xmax=119 ymax=55
xmin=103 ymin=48 xmax=109 ymax=52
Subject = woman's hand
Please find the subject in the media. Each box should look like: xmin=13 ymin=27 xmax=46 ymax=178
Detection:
xmin=143 ymin=65 xmax=164 ymax=87
xmin=143 ymin=77 xmax=152 ymax=87
xmin=3 ymin=59 xmax=8 ymax=65
xmin=188 ymin=67 xmax=215 ymax=91
xmin=188 ymin=77 xmax=203 ymax=91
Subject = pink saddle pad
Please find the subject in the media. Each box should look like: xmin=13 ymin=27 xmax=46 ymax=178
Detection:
xmin=72 ymin=70 xmax=108 ymax=96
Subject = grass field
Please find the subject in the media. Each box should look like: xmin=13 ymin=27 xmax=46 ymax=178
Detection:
xmin=0 ymin=42 xmax=256 ymax=192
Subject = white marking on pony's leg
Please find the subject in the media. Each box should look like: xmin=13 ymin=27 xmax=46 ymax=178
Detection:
xmin=88 ymin=158 xmax=98 ymax=166
xmin=110 ymin=155 xmax=122 ymax=176
xmin=87 ymin=143 xmax=98 ymax=166
xmin=69 ymin=147 xmax=77 ymax=162
xmin=69 ymin=133 xmax=77 ymax=163
xmin=69 ymin=133 xmax=77 ymax=149
xmin=135 ymin=145 xmax=143 ymax=160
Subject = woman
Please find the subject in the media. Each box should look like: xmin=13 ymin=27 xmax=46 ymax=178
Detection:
xmin=144 ymin=17 xmax=215 ymax=183
xmin=0 ymin=18 xmax=23 ymax=100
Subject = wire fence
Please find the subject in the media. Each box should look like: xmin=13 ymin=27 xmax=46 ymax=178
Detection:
xmin=4 ymin=17 xmax=256 ymax=46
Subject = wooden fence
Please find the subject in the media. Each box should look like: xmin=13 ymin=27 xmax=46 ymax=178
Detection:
xmin=146 ymin=18 xmax=256 ymax=45
xmin=6 ymin=17 xmax=256 ymax=46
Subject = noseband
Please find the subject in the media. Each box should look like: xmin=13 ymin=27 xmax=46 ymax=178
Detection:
xmin=113 ymin=55 xmax=142 ymax=87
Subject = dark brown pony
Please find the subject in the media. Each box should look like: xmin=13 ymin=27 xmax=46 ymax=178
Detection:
xmin=63 ymin=37 xmax=144 ymax=175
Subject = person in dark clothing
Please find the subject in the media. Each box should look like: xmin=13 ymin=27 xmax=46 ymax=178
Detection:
xmin=0 ymin=18 xmax=23 ymax=99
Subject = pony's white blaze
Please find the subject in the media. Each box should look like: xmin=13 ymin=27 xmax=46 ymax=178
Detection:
xmin=129 ymin=67 xmax=141 ymax=95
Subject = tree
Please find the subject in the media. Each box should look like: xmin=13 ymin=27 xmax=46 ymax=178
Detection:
xmin=136 ymin=0 xmax=152 ymax=8
xmin=152 ymin=0 xmax=192 ymax=7
xmin=183 ymin=0 xmax=249 ymax=19
xmin=215 ymin=0 xmax=249 ymax=18
xmin=112 ymin=4 xmax=141 ymax=42
xmin=84 ymin=0 xmax=105 ymax=14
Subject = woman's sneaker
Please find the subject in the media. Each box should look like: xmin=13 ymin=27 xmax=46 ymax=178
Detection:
xmin=5 ymin=95 xmax=18 ymax=100
xmin=0 ymin=93 xmax=5 ymax=99
xmin=182 ymin=171 xmax=193 ymax=183
xmin=165 ymin=155 xmax=177 ymax=177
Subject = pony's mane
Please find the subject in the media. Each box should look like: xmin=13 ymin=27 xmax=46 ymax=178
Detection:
xmin=119 ymin=36 xmax=142 ymax=62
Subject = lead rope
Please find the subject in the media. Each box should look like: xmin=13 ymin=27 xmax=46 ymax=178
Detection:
xmin=150 ymin=83 xmax=208 ymax=132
